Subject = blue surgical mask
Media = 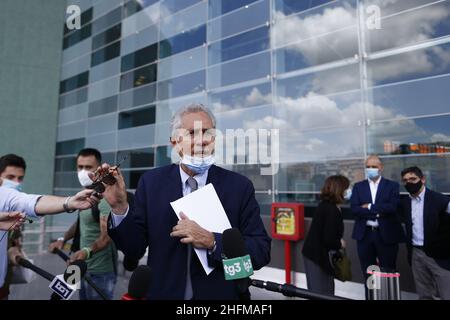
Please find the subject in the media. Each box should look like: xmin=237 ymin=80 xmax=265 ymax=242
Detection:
xmin=181 ymin=154 xmax=215 ymax=175
xmin=1 ymin=178 xmax=22 ymax=192
xmin=366 ymin=168 xmax=380 ymax=180
xmin=344 ymin=188 xmax=352 ymax=200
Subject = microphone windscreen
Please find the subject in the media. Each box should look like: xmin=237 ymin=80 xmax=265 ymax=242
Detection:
xmin=128 ymin=265 xmax=151 ymax=299
xmin=222 ymin=228 xmax=247 ymax=259
xmin=63 ymin=260 xmax=88 ymax=283
xmin=123 ymin=255 xmax=139 ymax=272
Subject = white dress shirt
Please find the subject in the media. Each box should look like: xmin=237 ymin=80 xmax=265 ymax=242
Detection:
xmin=410 ymin=188 xmax=426 ymax=246
xmin=0 ymin=187 xmax=41 ymax=287
xmin=367 ymin=177 xmax=381 ymax=227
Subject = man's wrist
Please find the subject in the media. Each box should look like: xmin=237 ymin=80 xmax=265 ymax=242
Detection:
xmin=82 ymin=247 xmax=92 ymax=259
xmin=63 ymin=196 xmax=76 ymax=213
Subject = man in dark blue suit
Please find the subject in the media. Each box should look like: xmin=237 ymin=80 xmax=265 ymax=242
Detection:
xmin=351 ymin=155 xmax=405 ymax=289
xmin=399 ymin=166 xmax=450 ymax=300
xmin=98 ymin=104 xmax=271 ymax=300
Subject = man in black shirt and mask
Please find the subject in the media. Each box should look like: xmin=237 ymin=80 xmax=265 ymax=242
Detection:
xmin=399 ymin=166 xmax=450 ymax=300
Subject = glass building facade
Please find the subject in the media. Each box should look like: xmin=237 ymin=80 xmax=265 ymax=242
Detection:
xmin=52 ymin=0 xmax=450 ymax=235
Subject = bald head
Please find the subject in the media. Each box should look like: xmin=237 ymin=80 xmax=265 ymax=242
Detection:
xmin=365 ymin=155 xmax=383 ymax=181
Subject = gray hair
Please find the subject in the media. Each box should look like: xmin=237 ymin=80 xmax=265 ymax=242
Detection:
xmin=170 ymin=103 xmax=216 ymax=138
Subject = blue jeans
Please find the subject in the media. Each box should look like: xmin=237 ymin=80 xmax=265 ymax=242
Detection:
xmin=79 ymin=271 xmax=117 ymax=300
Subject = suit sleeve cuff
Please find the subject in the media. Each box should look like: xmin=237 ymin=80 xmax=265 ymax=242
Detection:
xmin=207 ymin=232 xmax=223 ymax=267
xmin=110 ymin=206 xmax=129 ymax=228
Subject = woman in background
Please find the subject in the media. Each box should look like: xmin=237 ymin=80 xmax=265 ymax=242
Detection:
xmin=302 ymin=175 xmax=351 ymax=295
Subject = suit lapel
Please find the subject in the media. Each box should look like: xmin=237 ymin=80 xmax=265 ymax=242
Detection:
xmin=423 ymin=188 xmax=434 ymax=243
xmin=168 ymin=164 xmax=183 ymax=200
xmin=206 ymin=165 xmax=222 ymax=192
xmin=362 ymin=180 xmax=371 ymax=203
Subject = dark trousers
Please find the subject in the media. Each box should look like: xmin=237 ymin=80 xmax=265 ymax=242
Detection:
xmin=304 ymin=256 xmax=335 ymax=296
xmin=357 ymin=227 xmax=399 ymax=299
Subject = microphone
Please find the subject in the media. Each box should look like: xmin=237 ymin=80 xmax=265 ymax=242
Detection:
xmin=250 ymin=279 xmax=350 ymax=300
xmin=123 ymin=255 xmax=139 ymax=272
xmin=51 ymin=247 xmax=110 ymax=300
xmin=50 ymin=260 xmax=87 ymax=300
xmin=16 ymin=256 xmax=87 ymax=300
xmin=121 ymin=265 xmax=151 ymax=300
xmin=16 ymin=256 xmax=54 ymax=282
xmin=222 ymin=228 xmax=253 ymax=300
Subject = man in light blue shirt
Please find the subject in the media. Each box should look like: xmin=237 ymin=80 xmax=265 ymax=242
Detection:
xmin=0 ymin=180 xmax=100 ymax=299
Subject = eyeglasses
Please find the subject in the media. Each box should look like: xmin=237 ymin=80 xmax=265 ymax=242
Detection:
xmin=86 ymin=155 xmax=128 ymax=194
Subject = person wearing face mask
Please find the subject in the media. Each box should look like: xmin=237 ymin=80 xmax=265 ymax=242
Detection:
xmin=99 ymin=103 xmax=271 ymax=300
xmin=398 ymin=166 xmax=450 ymax=300
xmin=48 ymin=148 xmax=118 ymax=300
xmin=302 ymin=175 xmax=350 ymax=295
xmin=0 ymin=154 xmax=27 ymax=299
xmin=350 ymin=155 xmax=405 ymax=298
xmin=0 ymin=153 xmax=99 ymax=300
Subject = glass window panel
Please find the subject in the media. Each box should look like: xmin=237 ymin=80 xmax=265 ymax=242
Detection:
xmin=208 ymin=25 xmax=270 ymax=65
xmin=59 ymin=87 xmax=88 ymax=109
xmin=367 ymin=74 xmax=450 ymax=121
xmin=122 ymin=170 xmax=147 ymax=189
xmin=58 ymin=103 xmax=89 ymax=124
xmin=57 ymin=121 xmax=86 ymax=141
xmin=86 ymin=132 xmax=117 ymax=152
xmin=91 ymin=24 xmax=121 ymax=51
xmin=119 ymin=106 xmax=156 ymax=129
xmin=88 ymin=76 xmax=120 ymax=102
xmin=368 ymin=115 xmax=450 ymax=156
xmin=159 ymin=24 xmax=206 ymax=59
xmin=119 ymin=148 xmax=155 ymax=168
xmin=275 ymin=27 xmax=358 ymax=74
xmin=61 ymin=54 xmax=91 ymax=80
xmin=62 ymin=38 xmax=91 ymax=64
xmin=160 ymin=1 xmax=207 ymax=41
xmin=53 ymin=172 xmax=80 ymax=189
xmin=160 ymin=0 xmax=202 ymax=17
xmin=121 ymin=43 xmax=158 ymax=73
xmin=158 ymin=70 xmax=205 ymax=101
xmin=155 ymin=92 xmax=207 ymax=123
xmin=272 ymin=0 xmax=357 ymax=49
xmin=60 ymin=71 xmax=89 ymax=94
xmin=208 ymin=51 xmax=270 ymax=89
xmin=89 ymin=57 xmax=120 ymax=83
xmin=274 ymin=0 xmax=334 ymax=15
xmin=87 ymin=113 xmax=118 ymax=135
xmin=92 ymin=6 xmax=122 ymax=34
xmin=209 ymin=0 xmax=259 ymax=19
xmin=119 ymin=83 xmax=157 ymax=109
xmin=276 ymin=63 xmax=360 ymax=99
xmin=367 ymin=42 xmax=450 ymax=87
xmin=274 ymin=90 xmax=363 ymax=132
xmin=56 ymin=138 xmax=85 ymax=156
xmin=381 ymin=155 xmax=450 ymax=194
xmin=278 ymin=126 xmax=365 ymax=163
xmin=117 ymin=125 xmax=156 ymax=149
xmin=121 ymin=24 xmax=159 ymax=55
xmin=55 ymin=157 xmax=77 ymax=172
xmin=122 ymin=2 xmax=161 ymax=37
xmin=366 ymin=0 xmax=450 ymax=53
xmin=120 ymin=63 xmax=158 ymax=91
xmin=93 ymin=0 xmax=122 ymax=19
xmin=123 ymin=0 xmax=159 ymax=18
xmin=63 ymin=23 xmax=92 ymax=50
xmin=158 ymin=46 xmax=205 ymax=81
xmin=155 ymin=145 xmax=172 ymax=166
xmin=154 ymin=121 xmax=171 ymax=146
xmin=208 ymin=81 xmax=271 ymax=113
xmin=89 ymin=95 xmax=118 ymax=117
xmin=91 ymin=41 xmax=121 ymax=67
xmin=64 ymin=7 xmax=93 ymax=35
xmin=231 ymin=164 xmax=272 ymax=190
xmin=275 ymin=159 xmax=364 ymax=196
xmin=208 ymin=0 xmax=269 ymax=42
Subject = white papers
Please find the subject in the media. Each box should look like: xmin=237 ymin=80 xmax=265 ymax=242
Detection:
xmin=170 ymin=183 xmax=231 ymax=275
